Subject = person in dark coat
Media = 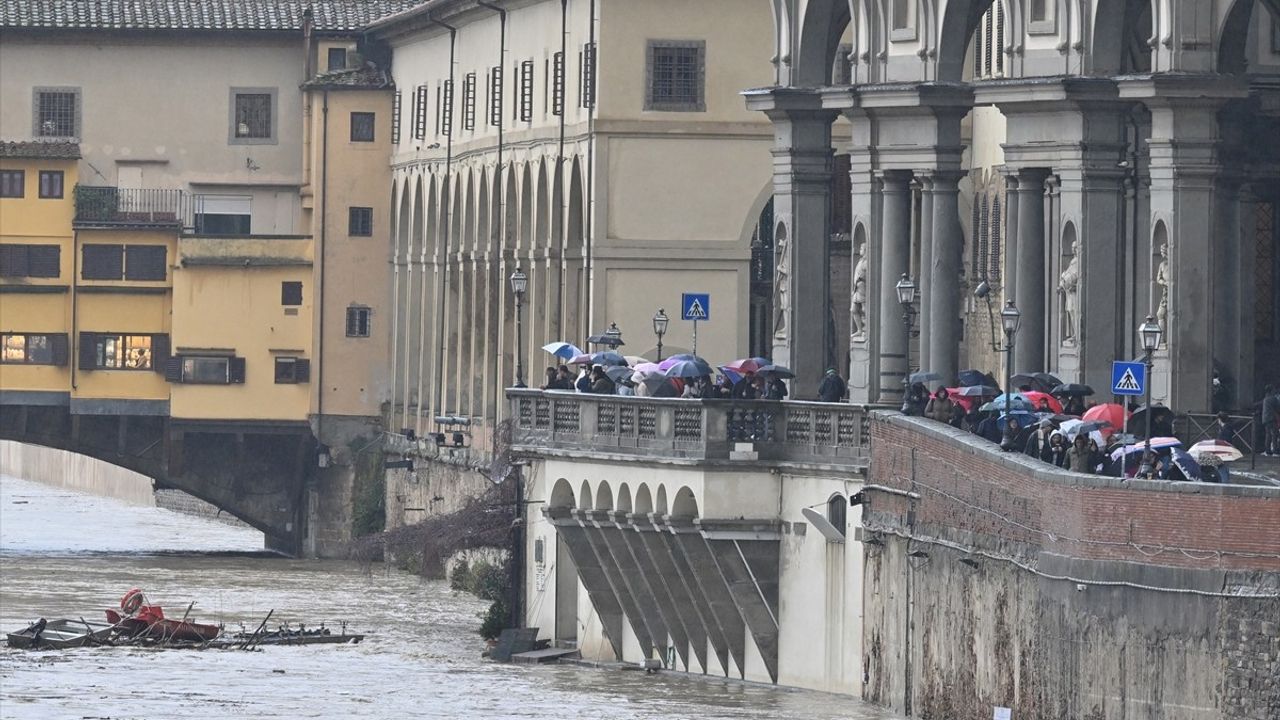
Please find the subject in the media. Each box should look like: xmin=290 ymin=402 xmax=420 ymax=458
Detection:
xmin=925 ymin=388 xmax=956 ymax=424
xmin=1024 ymin=420 xmax=1054 ymax=458
xmin=588 ymin=366 xmax=615 ymax=394
xmin=764 ymin=376 xmax=788 ymax=400
xmin=999 ymin=417 xmax=1023 ymax=452
xmin=731 ymin=376 xmax=758 ymax=399
xmin=1043 ymin=432 xmax=1069 ymax=467
xmin=575 ymin=367 xmax=593 ymax=393
xmin=976 ymin=412 xmax=1003 ymax=443
xmin=818 ymin=368 xmax=847 ymax=403
xmin=902 ymin=382 xmax=929 ymax=416
xmin=1062 ymin=395 xmax=1086 ymax=416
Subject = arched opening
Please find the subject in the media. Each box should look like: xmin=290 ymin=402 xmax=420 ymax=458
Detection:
xmin=634 ymin=483 xmax=653 ymax=515
xmin=938 ymin=0 xmax=996 ymax=83
xmin=578 ymin=480 xmax=593 ymax=510
xmin=405 ymin=179 xmax=425 ymax=421
xmin=1218 ymin=0 xmax=1263 ymax=74
xmin=565 ymin=158 xmax=585 ymax=343
xmin=671 ymin=486 xmax=699 ymax=518
xmin=595 ymin=480 xmax=614 ymax=511
xmin=414 ymin=175 xmax=436 ymax=430
xmin=794 ymin=0 xmax=852 ymax=85
xmin=1059 ymin=221 xmax=1080 ymax=347
xmin=1091 ymin=0 xmax=1152 ymax=75
xmin=655 ymin=485 xmax=669 ymax=515
xmin=447 ymin=175 xmax=466 ymax=414
xmin=616 ymin=482 xmax=632 ymax=513
xmin=550 ymin=478 xmax=576 ymax=508
xmin=1151 ymin=219 xmax=1169 ymax=326
xmin=749 ymin=195 xmax=775 ymax=359
xmin=827 ymin=493 xmax=847 ymax=536
xmin=519 ymin=164 xmax=533 ymax=252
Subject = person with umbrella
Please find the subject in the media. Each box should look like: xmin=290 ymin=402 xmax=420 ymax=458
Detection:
xmin=1025 ymin=419 xmax=1054 ymax=458
xmin=1000 ymin=416 xmax=1023 ymax=452
xmin=818 ymin=368 xmax=847 ymax=403
xmin=902 ymin=382 xmax=929 ymax=416
xmin=1044 ymin=431 xmax=1070 ymax=467
xmin=588 ymin=366 xmax=616 ymax=394
xmin=926 ymin=388 xmax=956 ymax=424
xmin=1067 ymin=434 xmax=1095 ymax=473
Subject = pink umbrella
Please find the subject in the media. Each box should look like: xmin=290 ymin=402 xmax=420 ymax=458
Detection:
xmin=723 ymin=358 xmax=763 ymax=374
xmin=944 ymin=388 xmax=976 ymax=412
xmin=1109 ymin=437 xmax=1183 ymax=462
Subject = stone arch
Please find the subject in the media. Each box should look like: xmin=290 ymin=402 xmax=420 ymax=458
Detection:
xmin=616 ymin=482 xmax=632 ymax=513
xmin=579 ymin=480 xmax=593 ymax=510
xmin=1090 ymin=0 xmax=1153 ymax=75
xmin=1060 ymin=220 xmax=1080 ymax=344
xmin=405 ymin=178 xmax=426 ymax=416
xmin=671 ymin=486 xmax=699 ymax=518
xmin=634 ymin=483 xmax=653 ymax=514
xmin=551 ymin=159 xmax=565 ymax=251
xmin=827 ymin=492 xmax=848 ymax=536
xmin=939 ymin=0 xmax=995 ymax=82
xmin=655 ymin=484 xmax=669 ymax=515
xmin=1217 ymin=0 xmax=1259 ymax=74
xmin=595 ymin=480 xmax=614 ymax=511
xmin=794 ymin=0 xmax=853 ymax=85
xmin=519 ymin=163 xmax=534 ymax=251
xmin=503 ymin=165 xmax=518 ymax=252
xmin=536 ymin=161 xmax=551 ymax=249
xmin=550 ymin=478 xmax=576 ymax=508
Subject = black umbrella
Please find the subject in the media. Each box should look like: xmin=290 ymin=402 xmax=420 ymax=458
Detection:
xmin=1033 ymin=372 xmax=1064 ymax=389
xmin=1050 ymin=383 xmax=1094 ymax=397
xmin=1129 ymin=404 xmax=1173 ymax=434
xmin=1010 ymin=373 xmax=1055 ymax=393
xmin=954 ymin=385 xmax=1000 ymax=397
xmin=758 ymin=364 xmax=796 ymax=379
xmin=910 ymin=371 xmax=943 ymax=384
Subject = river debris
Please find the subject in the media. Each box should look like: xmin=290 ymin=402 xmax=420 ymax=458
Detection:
xmin=5 ymin=588 xmax=365 ymax=651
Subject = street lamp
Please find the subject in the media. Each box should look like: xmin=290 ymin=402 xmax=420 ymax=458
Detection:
xmin=652 ymin=309 xmax=669 ymax=361
xmin=1139 ymin=315 xmax=1162 ymax=476
xmin=1000 ymin=299 xmax=1022 ymax=416
xmin=510 ymin=267 xmax=528 ymax=388
xmin=896 ymin=274 xmax=916 ymax=390
xmin=603 ymin=322 xmax=623 ymax=349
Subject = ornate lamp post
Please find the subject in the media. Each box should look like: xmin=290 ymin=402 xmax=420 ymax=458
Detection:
xmin=652 ymin=308 xmax=669 ymax=361
xmin=602 ymin=322 xmax=624 ymax=349
xmin=510 ymin=268 xmax=528 ymax=388
xmin=1001 ymin=299 xmax=1022 ymax=417
xmin=896 ymin=274 xmax=916 ymax=390
xmin=1139 ymin=315 xmax=1162 ymax=475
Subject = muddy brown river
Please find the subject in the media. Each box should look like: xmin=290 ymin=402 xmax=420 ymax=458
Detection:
xmin=0 ymin=475 xmax=901 ymax=719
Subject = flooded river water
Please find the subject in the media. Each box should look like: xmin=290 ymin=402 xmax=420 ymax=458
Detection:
xmin=0 ymin=475 xmax=901 ymax=720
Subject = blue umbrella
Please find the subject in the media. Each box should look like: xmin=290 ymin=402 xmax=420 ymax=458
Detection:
xmin=591 ymin=351 xmax=628 ymax=367
xmin=998 ymin=411 xmax=1037 ymax=428
xmin=983 ymin=392 xmax=1033 ymax=413
xmin=542 ymin=341 xmax=584 ymax=360
xmin=664 ymin=359 xmax=713 ymax=379
xmin=1170 ymin=448 xmax=1202 ymax=481
xmin=718 ymin=366 xmax=744 ymax=384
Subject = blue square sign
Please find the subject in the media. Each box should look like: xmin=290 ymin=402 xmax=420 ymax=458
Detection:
xmin=681 ymin=293 xmax=710 ymax=321
xmin=1111 ymin=361 xmax=1146 ymax=396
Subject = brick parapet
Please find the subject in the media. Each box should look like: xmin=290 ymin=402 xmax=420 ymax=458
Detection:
xmin=866 ymin=412 xmax=1280 ymax=573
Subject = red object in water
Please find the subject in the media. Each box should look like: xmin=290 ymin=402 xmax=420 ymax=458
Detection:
xmin=105 ymin=608 xmax=221 ymax=642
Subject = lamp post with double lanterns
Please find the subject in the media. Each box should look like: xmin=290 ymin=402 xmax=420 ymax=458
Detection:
xmin=896 ymin=274 xmax=916 ymax=391
xmin=1001 ymin=299 xmax=1022 ymax=417
xmin=652 ymin=309 xmax=669 ymax=361
xmin=510 ymin=267 xmax=528 ymax=388
xmin=1139 ymin=315 xmax=1162 ymax=476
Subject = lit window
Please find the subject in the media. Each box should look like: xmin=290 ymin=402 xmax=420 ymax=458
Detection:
xmin=93 ymin=334 xmax=153 ymax=370
xmin=1 ymin=333 xmax=68 ymax=365
xmin=646 ymin=41 xmax=705 ymax=112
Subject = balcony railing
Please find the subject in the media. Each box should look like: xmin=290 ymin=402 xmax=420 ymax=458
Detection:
xmin=508 ymin=389 xmax=876 ymax=467
xmin=74 ymin=186 xmax=186 ymax=228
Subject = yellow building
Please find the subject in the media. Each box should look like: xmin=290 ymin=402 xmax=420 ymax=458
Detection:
xmin=1 ymin=141 xmax=78 ymax=404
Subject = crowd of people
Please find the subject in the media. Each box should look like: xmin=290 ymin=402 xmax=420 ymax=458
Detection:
xmin=539 ymin=360 xmax=848 ymax=402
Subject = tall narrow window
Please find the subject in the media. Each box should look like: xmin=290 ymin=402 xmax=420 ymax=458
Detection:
xmin=580 ymin=42 xmax=597 ymax=109
xmin=489 ymin=66 xmax=504 ymax=126
xmin=552 ymin=51 xmax=565 ymax=116
xmin=391 ymin=91 xmax=402 ymax=144
xmin=978 ymin=194 xmax=991 ymax=279
xmin=646 ymin=41 xmax=705 ymax=112
xmin=350 ymin=112 xmax=376 ymax=142
xmin=34 ymin=88 xmax=80 ymax=138
xmin=463 ymin=73 xmax=477 ymax=131
xmin=891 ymin=0 xmax=913 ymax=33
xmin=984 ymin=9 xmax=994 ymax=77
xmin=413 ymin=85 xmax=428 ymax=140
xmin=994 ymin=3 xmax=1005 ymax=76
xmin=990 ymin=195 xmax=1002 ymax=281
xmin=438 ymin=80 xmax=454 ymax=137
xmin=0 ymin=170 xmax=24 ymax=198
xmin=519 ymin=60 xmax=535 ymax=122
xmin=346 ymin=306 xmax=371 ymax=337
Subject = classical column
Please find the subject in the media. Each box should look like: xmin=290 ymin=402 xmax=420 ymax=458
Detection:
xmin=878 ymin=170 xmax=913 ymax=401
xmin=747 ymin=89 xmax=837 ymax=399
xmin=928 ymin=171 xmax=964 ymax=385
xmin=917 ymin=176 xmax=934 ymax=371
xmin=1013 ymin=168 xmax=1049 ymax=373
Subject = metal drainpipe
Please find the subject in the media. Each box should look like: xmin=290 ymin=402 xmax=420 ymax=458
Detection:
xmin=70 ymin=229 xmax=79 ymax=390
xmin=582 ymin=0 xmax=596 ymax=349
xmin=554 ymin=0 xmax=567 ymax=338
xmin=432 ymin=18 xmax=457 ymax=420
xmin=477 ymin=1 xmax=506 ymax=419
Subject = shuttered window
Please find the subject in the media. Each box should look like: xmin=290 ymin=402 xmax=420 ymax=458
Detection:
xmin=274 ymin=357 xmax=311 ymax=384
xmin=124 ymin=245 xmax=166 ymax=281
xmin=519 ymin=60 xmax=535 ymax=122
xmin=82 ymin=245 xmax=166 ymax=281
xmin=391 ymin=91 xmax=402 ymax=144
xmin=1 ymin=333 xmax=69 ymax=366
xmin=82 ymin=244 xmax=124 ymax=280
xmin=346 ymin=306 xmax=371 ymax=337
xmin=0 ymin=244 xmax=60 ymax=278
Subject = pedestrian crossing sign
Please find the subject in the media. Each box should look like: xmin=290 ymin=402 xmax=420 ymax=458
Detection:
xmin=681 ymin=293 xmax=710 ymax=321
xmin=1111 ymin=361 xmax=1146 ymax=396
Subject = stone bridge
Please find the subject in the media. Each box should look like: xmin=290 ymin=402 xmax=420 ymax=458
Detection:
xmin=0 ymin=404 xmax=314 ymax=554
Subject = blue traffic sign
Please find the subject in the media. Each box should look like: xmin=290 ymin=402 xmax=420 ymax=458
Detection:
xmin=1111 ymin=361 xmax=1146 ymax=396
xmin=681 ymin=293 xmax=710 ymax=321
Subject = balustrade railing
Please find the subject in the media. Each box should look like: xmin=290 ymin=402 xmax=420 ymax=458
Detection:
xmin=507 ymin=389 xmax=877 ymax=466
xmin=74 ymin=186 xmax=187 ymax=227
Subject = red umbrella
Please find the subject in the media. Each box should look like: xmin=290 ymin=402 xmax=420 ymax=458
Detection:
xmin=1082 ymin=403 xmax=1128 ymax=438
xmin=1021 ymin=391 xmax=1063 ymax=414
xmin=945 ymin=387 xmax=976 ymax=412
xmin=723 ymin=357 xmax=763 ymax=374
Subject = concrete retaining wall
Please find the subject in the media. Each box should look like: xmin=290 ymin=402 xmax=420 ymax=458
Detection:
xmin=863 ymin=413 xmax=1280 ymax=720
xmin=0 ymin=440 xmax=155 ymax=506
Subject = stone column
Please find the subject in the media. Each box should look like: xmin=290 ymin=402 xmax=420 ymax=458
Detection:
xmin=747 ymin=89 xmax=837 ymax=399
xmin=917 ymin=176 xmax=934 ymax=372
xmin=878 ymin=170 xmax=913 ymax=401
xmin=928 ymin=171 xmax=964 ymax=386
xmin=1013 ymin=168 xmax=1049 ymax=373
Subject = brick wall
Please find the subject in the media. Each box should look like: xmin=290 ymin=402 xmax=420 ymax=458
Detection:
xmin=866 ymin=413 xmax=1280 ymax=573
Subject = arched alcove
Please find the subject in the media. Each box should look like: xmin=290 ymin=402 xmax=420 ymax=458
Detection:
xmin=578 ymin=480 xmax=593 ymax=510
xmin=655 ymin=485 xmax=669 ymax=515
xmin=671 ymin=487 xmax=699 ymax=518
xmin=595 ymin=480 xmax=614 ymax=511
xmin=634 ymin=483 xmax=653 ymax=515
xmin=616 ymin=482 xmax=632 ymax=513
xmin=827 ymin=493 xmax=847 ymax=536
xmin=550 ymin=478 xmax=576 ymax=508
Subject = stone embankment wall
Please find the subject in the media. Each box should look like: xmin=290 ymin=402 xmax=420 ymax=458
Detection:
xmin=0 ymin=440 xmax=155 ymax=506
xmin=863 ymin=414 xmax=1280 ymax=720
xmin=384 ymin=445 xmax=495 ymax=533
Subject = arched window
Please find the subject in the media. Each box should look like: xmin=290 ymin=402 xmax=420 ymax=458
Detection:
xmin=827 ymin=495 xmax=847 ymax=537
xmin=990 ymin=195 xmax=1002 ymax=282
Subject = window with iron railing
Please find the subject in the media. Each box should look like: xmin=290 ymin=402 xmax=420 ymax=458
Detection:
xmin=350 ymin=112 xmax=375 ymax=142
xmin=346 ymin=306 xmax=371 ymax=337
xmin=349 ymin=206 xmax=373 ymax=236
xmin=230 ymin=89 xmax=276 ymax=143
xmin=646 ymin=41 xmax=705 ymax=112
xmin=34 ymin=88 xmax=79 ymax=138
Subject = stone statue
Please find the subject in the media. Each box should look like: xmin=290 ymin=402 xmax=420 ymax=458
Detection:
xmin=851 ymin=236 xmax=868 ymax=339
xmin=773 ymin=223 xmax=790 ymax=341
xmin=1154 ymin=242 xmax=1169 ymax=338
xmin=1058 ymin=241 xmax=1080 ymax=346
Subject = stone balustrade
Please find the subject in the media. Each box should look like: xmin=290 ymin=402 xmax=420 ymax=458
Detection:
xmin=507 ymin=389 xmax=877 ymax=467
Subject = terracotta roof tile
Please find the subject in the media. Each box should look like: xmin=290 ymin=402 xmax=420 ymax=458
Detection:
xmin=0 ymin=140 xmax=82 ymax=159
xmin=1 ymin=1 xmax=423 ymax=33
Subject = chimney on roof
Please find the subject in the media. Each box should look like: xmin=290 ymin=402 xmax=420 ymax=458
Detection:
xmin=302 ymin=7 xmax=316 ymax=80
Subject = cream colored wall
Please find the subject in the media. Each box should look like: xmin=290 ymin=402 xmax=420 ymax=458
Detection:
xmin=0 ymin=33 xmax=307 ymax=230
xmin=170 ymin=256 xmax=312 ymax=421
xmin=308 ymin=88 xmax=394 ymax=420
xmin=597 ymin=0 xmax=774 ymax=123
